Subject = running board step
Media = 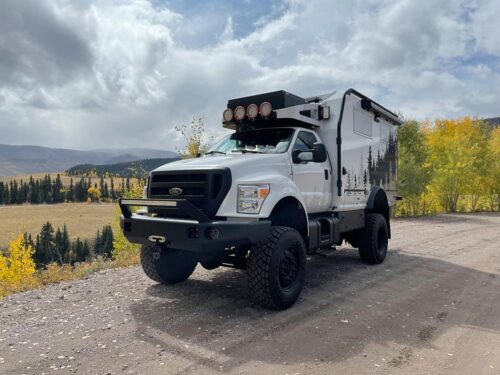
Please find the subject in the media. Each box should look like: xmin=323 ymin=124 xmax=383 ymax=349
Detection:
xmin=315 ymin=247 xmax=337 ymax=257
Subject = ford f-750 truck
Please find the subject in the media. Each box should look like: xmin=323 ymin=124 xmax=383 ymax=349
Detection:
xmin=119 ymin=89 xmax=401 ymax=310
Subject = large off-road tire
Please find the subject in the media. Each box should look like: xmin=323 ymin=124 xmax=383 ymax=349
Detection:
xmin=140 ymin=245 xmax=197 ymax=284
xmin=358 ymin=213 xmax=388 ymax=264
xmin=247 ymin=226 xmax=306 ymax=310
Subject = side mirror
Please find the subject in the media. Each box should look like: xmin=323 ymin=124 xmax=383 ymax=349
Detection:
xmin=292 ymin=149 xmax=313 ymax=163
xmin=312 ymin=143 xmax=327 ymax=163
xmin=292 ymin=143 xmax=328 ymax=164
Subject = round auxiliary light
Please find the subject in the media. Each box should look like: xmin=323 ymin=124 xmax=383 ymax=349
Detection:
xmin=222 ymin=108 xmax=233 ymax=122
xmin=246 ymin=103 xmax=259 ymax=120
xmin=234 ymin=106 xmax=246 ymax=121
xmin=259 ymin=101 xmax=273 ymax=117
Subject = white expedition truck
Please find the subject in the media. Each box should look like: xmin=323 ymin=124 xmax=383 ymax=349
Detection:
xmin=119 ymin=88 xmax=402 ymax=310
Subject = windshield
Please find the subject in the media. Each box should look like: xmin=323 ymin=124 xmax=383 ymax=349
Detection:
xmin=207 ymin=128 xmax=295 ymax=155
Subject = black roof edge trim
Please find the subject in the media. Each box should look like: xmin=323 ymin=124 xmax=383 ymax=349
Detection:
xmin=360 ymin=99 xmax=403 ymax=126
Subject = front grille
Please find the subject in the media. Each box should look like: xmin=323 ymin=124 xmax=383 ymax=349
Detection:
xmin=148 ymin=168 xmax=231 ymax=218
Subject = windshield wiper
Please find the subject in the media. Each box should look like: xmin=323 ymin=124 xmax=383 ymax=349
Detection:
xmin=205 ymin=151 xmax=226 ymax=155
xmin=232 ymin=149 xmax=263 ymax=154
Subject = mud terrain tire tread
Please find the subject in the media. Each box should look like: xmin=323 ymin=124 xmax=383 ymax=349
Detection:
xmin=247 ymin=226 xmax=306 ymax=310
xmin=358 ymin=213 xmax=388 ymax=264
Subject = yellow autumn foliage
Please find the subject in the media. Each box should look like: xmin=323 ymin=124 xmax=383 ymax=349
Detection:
xmin=111 ymin=180 xmax=143 ymax=262
xmin=396 ymin=117 xmax=499 ymax=216
xmin=175 ymin=117 xmax=213 ymax=158
xmin=0 ymin=234 xmax=37 ymax=298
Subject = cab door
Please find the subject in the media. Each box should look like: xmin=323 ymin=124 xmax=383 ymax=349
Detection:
xmin=291 ymin=130 xmax=332 ymax=213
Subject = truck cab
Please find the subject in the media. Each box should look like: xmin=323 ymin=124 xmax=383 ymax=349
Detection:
xmin=119 ymin=88 xmax=402 ymax=310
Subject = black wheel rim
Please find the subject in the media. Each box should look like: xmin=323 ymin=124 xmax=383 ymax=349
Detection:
xmin=278 ymin=246 xmax=300 ymax=289
xmin=377 ymin=227 xmax=388 ymax=255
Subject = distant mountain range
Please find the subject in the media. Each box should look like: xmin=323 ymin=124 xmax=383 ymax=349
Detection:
xmin=0 ymin=144 xmax=177 ymax=176
xmin=66 ymin=158 xmax=179 ymax=178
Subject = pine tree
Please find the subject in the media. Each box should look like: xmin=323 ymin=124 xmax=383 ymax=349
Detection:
xmin=99 ymin=176 xmax=105 ymax=198
xmin=62 ymin=225 xmax=71 ymax=262
xmin=54 ymin=174 xmax=63 ymax=203
xmin=110 ymin=177 xmax=116 ymax=201
xmin=74 ymin=238 xmax=90 ymax=262
xmin=94 ymin=229 xmax=102 ymax=255
xmin=54 ymin=228 xmax=64 ymax=264
xmin=0 ymin=182 xmax=5 ymax=204
xmin=68 ymin=178 xmax=74 ymax=202
xmin=101 ymin=225 xmax=114 ymax=258
xmin=82 ymin=241 xmax=90 ymax=261
xmin=103 ymin=182 xmax=109 ymax=201
xmin=34 ymin=222 xmax=56 ymax=266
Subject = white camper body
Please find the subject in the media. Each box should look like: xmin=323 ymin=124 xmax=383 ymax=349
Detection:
xmin=120 ymin=88 xmax=402 ymax=310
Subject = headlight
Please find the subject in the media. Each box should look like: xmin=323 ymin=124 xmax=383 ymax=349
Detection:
xmin=237 ymin=184 xmax=270 ymax=214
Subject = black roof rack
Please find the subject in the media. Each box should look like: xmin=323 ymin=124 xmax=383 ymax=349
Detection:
xmin=227 ymin=90 xmax=306 ymax=111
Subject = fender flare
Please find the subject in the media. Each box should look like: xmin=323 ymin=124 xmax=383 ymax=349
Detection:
xmin=268 ymin=196 xmax=309 ymax=239
xmin=366 ymin=187 xmax=391 ymax=238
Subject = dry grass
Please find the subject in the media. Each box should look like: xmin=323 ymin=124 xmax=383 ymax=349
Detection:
xmin=0 ymin=253 xmax=140 ymax=299
xmin=0 ymin=172 xmax=140 ymax=187
xmin=0 ymin=201 xmax=140 ymax=299
xmin=0 ymin=203 xmax=116 ymax=248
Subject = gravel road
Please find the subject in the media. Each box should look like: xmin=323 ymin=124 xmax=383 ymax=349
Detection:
xmin=1 ymin=213 xmax=499 ymax=375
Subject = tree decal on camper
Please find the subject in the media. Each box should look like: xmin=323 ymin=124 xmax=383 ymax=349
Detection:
xmin=345 ymin=130 xmax=397 ymax=196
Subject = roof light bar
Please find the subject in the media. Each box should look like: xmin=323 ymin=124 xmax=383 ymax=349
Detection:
xmin=222 ymin=108 xmax=233 ymax=122
xmin=246 ymin=103 xmax=259 ymax=120
xmin=259 ymin=102 xmax=272 ymax=117
xmin=234 ymin=106 xmax=246 ymax=121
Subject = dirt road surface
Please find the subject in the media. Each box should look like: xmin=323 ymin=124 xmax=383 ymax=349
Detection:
xmin=1 ymin=213 xmax=499 ymax=374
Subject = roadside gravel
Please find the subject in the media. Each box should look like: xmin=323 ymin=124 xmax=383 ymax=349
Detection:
xmin=1 ymin=213 xmax=499 ymax=374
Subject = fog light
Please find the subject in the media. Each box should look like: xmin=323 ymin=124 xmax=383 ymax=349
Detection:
xmin=206 ymin=227 xmax=220 ymax=240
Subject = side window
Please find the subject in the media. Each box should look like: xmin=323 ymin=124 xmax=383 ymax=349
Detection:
xmin=293 ymin=131 xmax=318 ymax=152
xmin=380 ymin=122 xmax=391 ymax=143
xmin=353 ymin=108 xmax=373 ymax=138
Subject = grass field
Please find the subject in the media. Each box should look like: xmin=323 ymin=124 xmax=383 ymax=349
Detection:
xmin=0 ymin=172 xmax=141 ymax=187
xmin=0 ymin=203 xmax=116 ymax=248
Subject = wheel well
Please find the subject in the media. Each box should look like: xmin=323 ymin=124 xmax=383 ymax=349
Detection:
xmin=366 ymin=188 xmax=391 ymax=238
xmin=268 ymin=197 xmax=308 ymax=240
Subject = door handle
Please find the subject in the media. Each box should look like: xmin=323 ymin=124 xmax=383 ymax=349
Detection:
xmin=324 ymin=169 xmax=329 ymax=180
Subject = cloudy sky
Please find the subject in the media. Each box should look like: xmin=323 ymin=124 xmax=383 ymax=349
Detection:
xmin=1 ymin=0 xmax=499 ymax=150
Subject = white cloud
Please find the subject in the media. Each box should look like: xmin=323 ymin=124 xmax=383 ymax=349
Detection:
xmin=0 ymin=0 xmax=499 ymax=150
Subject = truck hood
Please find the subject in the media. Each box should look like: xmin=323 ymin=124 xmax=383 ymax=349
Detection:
xmin=153 ymin=153 xmax=290 ymax=174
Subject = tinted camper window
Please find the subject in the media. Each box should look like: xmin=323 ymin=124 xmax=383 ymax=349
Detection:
xmin=353 ymin=108 xmax=372 ymax=138
xmin=380 ymin=122 xmax=391 ymax=143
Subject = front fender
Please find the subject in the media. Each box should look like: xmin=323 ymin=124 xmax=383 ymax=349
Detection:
xmin=215 ymin=174 xmax=307 ymax=220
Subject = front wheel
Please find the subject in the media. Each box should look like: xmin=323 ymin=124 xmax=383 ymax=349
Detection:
xmin=247 ymin=227 xmax=306 ymax=310
xmin=358 ymin=213 xmax=388 ymax=264
xmin=140 ymin=245 xmax=197 ymax=284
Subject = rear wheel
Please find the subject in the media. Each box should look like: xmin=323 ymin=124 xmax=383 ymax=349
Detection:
xmin=140 ymin=245 xmax=197 ymax=284
xmin=358 ymin=213 xmax=388 ymax=264
xmin=247 ymin=226 xmax=306 ymax=310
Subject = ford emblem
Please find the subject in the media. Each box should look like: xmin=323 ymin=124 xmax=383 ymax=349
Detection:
xmin=169 ymin=187 xmax=183 ymax=196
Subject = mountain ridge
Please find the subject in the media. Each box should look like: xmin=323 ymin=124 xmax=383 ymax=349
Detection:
xmin=0 ymin=144 xmax=177 ymax=176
